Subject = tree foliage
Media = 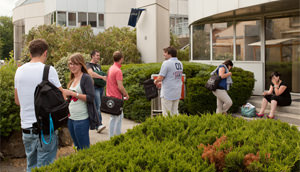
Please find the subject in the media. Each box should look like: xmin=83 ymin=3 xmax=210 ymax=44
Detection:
xmin=0 ymin=16 xmax=13 ymax=60
xmin=20 ymin=25 xmax=141 ymax=65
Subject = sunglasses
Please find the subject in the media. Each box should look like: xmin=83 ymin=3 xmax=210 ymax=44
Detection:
xmin=68 ymin=62 xmax=80 ymax=66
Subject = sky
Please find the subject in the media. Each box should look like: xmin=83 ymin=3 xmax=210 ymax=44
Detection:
xmin=0 ymin=0 xmax=19 ymax=17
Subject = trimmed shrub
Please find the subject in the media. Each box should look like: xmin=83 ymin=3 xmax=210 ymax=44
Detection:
xmin=118 ymin=62 xmax=254 ymax=122
xmin=34 ymin=114 xmax=300 ymax=172
xmin=0 ymin=58 xmax=20 ymax=137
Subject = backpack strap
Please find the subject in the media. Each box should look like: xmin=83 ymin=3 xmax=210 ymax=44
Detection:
xmin=43 ymin=65 xmax=50 ymax=81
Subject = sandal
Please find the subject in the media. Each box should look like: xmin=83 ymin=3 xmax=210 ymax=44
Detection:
xmin=266 ymin=115 xmax=275 ymax=119
xmin=256 ymin=113 xmax=264 ymax=117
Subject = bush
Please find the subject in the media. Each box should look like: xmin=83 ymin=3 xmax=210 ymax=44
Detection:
xmin=0 ymin=57 xmax=20 ymax=137
xmin=118 ymin=62 xmax=254 ymax=122
xmin=20 ymin=25 xmax=141 ymax=65
xmin=34 ymin=114 xmax=300 ymax=172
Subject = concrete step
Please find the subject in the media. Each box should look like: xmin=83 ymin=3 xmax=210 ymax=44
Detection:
xmin=247 ymin=95 xmax=300 ymax=115
xmin=232 ymin=113 xmax=300 ymax=131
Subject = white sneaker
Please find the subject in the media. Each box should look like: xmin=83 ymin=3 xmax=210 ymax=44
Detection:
xmin=97 ymin=125 xmax=106 ymax=133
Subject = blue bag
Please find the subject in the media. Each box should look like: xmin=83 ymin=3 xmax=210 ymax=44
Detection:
xmin=241 ymin=103 xmax=256 ymax=118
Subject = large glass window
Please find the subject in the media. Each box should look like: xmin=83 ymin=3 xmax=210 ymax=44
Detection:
xmin=57 ymin=11 xmax=66 ymax=26
xmin=98 ymin=14 xmax=104 ymax=27
xmin=265 ymin=17 xmax=300 ymax=93
xmin=68 ymin=12 xmax=76 ymax=26
xmin=78 ymin=12 xmax=87 ymax=26
xmin=236 ymin=20 xmax=261 ymax=61
xmin=212 ymin=22 xmax=233 ymax=60
xmin=88 ymin=13 xmax=97 ymax=27
xmin=192 ymin=24 xmax=210 ymax=60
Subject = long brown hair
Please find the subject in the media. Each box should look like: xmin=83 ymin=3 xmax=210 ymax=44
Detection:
xmin=67 ymin=53 xmax=88 ymax=88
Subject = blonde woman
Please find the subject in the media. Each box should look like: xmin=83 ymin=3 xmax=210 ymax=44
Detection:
xmin=63 ymin=53 xmax=99 ymax=150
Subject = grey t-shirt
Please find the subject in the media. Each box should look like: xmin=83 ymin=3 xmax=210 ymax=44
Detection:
xmin=159 ymin=57 xmax=183 ymax=100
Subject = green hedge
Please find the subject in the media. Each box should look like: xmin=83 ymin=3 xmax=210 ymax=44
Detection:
xmin=34 ymin=114 xmax=300 ymax=172
xmin=0 ymin=60 xmax=254 ymax=137
xmin=56 ymin=61 xmax=254 ymax=122
xmin=120 ymin=62 xmax=254 ymax=122
xmin=0 ymin=58 xmax=20 ymax=137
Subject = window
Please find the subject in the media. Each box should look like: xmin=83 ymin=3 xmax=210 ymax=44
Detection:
xmin=88 ymin=13 xmax=96 ymax=27
xmin=265 ymin=17 xmax=300 ymax=93
xmin=78 ymin=12 xmax=87 ymax=26
xmin=57 ymin=11 xmax=66 ymax=26
xmin=98 ymin=14 xmax=104 ymax=27
xmin=236 ymin=20 xmax=261 ymax=61
xmin=51 ymin=12 xmax=56 ymax=24
xmin=192 ymin=24 xmax=210 ymax=60
xmin=68 ymin=12 xmax=76 ymax=26
xmin=212 ymin=22 xmax=233 ymax=60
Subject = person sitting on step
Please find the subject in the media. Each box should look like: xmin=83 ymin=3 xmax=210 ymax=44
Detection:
xmin=256 ymin=71 xmax=292 ymax=119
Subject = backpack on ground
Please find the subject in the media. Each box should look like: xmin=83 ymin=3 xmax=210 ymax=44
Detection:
xmin=34 ymin=65 xmax=69 ymax=144
xmin=205 ymin=74 xmax=221 ymax=91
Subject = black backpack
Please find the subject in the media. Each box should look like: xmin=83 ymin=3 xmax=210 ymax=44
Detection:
xmin=205 ymin=74 xmax=222 ymax=91
xmin=143 ymin=79 xmax=158 ymax=100
xmin=34 ymin=65 xmax=69 ymax=138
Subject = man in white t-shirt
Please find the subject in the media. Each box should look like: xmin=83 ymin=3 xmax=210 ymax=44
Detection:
xmin=154 ymin=47 xmax=183 ymax=116
xmin=14 ymin=39 xmax=63 ymax=172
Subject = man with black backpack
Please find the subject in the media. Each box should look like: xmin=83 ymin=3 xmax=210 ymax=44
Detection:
xmin=86 ymin=50 xmax=106 ymax=133
xmin=14 ymin=39 xmax=62 ymax=172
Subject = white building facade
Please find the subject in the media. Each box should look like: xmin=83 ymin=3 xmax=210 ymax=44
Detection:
xmin=189 ymin=0 xmax=300 ymax=94
xmin=13 ymin=0 xmax=188 ymax=60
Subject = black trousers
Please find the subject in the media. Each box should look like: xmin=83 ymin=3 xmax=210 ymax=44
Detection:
xmin=264 ymin=94 xmax=291 ymax=106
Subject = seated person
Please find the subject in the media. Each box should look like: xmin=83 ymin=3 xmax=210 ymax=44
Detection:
xmin=256 ymin=72 xmax=292 ymax=119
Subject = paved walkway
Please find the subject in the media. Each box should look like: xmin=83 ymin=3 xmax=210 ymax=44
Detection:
xmin=89 ymin=113 xmax=140 ymax=145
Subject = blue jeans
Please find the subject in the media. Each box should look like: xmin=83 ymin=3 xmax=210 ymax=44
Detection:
xmin=109 ymin=112 xmax=123 ymax=138
xmin=95 ymin=87 xmax=104 ymax=125
xmin=68 ymin=118 xmax=90 ymax=150
xmin=22 ymin=129 xmax=58 ymax=172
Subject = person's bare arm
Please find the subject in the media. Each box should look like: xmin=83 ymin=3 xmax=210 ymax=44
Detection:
xmin=14 ymin=89 xmax=20 ymax=106
xmin=218 ymin=67 xmax=232 ymax=79
xmin=154 ymin=76 xmax=164 ymax=88
xmin=117 ymin=80 xmax=129 ymax=100
xmin=63 ymin=89 xmax=87 ymax=102
xmin=87 ymin=68 xmax=107 ymax=81
xmin=273 ymin=81 xmax=286 ymax=96
xmin=263 ymin=86 xmax=273 ymax=95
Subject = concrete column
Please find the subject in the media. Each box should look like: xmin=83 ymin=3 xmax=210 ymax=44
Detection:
xmin=136 ymin=0 xmax=170 ymax=63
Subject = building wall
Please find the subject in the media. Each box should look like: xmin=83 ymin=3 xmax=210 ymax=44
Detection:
xmin=188 ymin=0 xmax=274 ymax=25
xmin=170 ymin=0 xmax=188 ymax=16
xmin=136 ymin=0 xmax=170 ymax=63
xmin=105 ymin=0 xmax=135 ymax=28
xmin=13 ymin=1 xmax=45 ymax=34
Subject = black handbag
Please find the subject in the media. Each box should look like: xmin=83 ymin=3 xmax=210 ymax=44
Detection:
xmin=143 ymin=79 xmax=158 ymax=100
xmin=205 ymin=74 xmax=221 ymax=91
xmin=100 ymin=96 xmax=124 ymax=115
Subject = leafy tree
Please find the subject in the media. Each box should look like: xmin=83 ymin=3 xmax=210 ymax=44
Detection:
xmin=94 ymin=27 xmax=141 ymax=64
xmin=20 ymin=25 xmax=141 ymax=65
xmin=0 ymin=16 xmax=13 ymax=60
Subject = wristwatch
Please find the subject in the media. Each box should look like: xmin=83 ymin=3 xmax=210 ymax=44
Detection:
xmin=76 ymin=92 xmax=79 ymax=98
